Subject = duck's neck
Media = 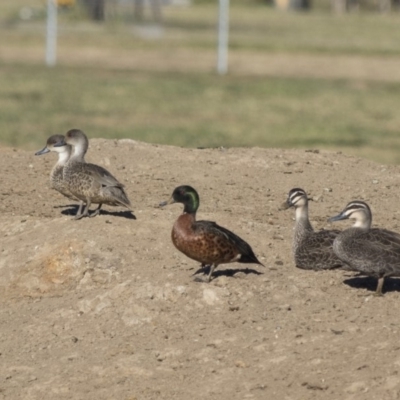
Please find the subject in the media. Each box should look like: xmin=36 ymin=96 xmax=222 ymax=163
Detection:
xmin=182 ymin=210 xmax=196 ymax=219
xmin=295 ymin=205 xmax=313 ymax=233
xmin=183 ymin=196 xmax=199 ymax=215
xmin=353 ymin=218 xmax=371 ymax=230
xmin=57 ymin=149 xmax=71 ymax=166
xmin=175 ymin=212 xmax=196 ymax=231
xmin=70 ymin=142 xmax=87 ymax=163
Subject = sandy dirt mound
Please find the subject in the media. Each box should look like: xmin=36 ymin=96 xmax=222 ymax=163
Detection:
xmin=1 ymin=139 xmax=400 ymax=399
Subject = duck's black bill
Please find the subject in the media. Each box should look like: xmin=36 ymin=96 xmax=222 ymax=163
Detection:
xmin=35 ymin=147 xmax=50 ymax=156
xmin=328 ymin=212 xmax=347 ymax=223
xmin=159 ymin=197 xmax=175 ymax=208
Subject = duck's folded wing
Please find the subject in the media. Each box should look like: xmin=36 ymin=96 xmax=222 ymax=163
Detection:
xmin=86 ymin=163 xmax=125 ymax=188
xmin=195 ymin=220 xmax=258 ymax=259
xmin=354 ymin=229 xmax=400 ymax=263
xmin=305 ymin=229 xmax=339 ymax=253
xmin=296 ymin=230 xmax=342 ymax=269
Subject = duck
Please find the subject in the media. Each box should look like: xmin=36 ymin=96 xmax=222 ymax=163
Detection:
xmin=53 ymin=129 xmax=132 ymax=220
xmin=35 ymin=134 xmax=79 ymax=203
xmin=284 ymin=188 xmax=343 ymax=270
xmin=160 ymin=185 xmax=264 ymax=282
xmin=329 ymin=200 xmax=400 ymax=295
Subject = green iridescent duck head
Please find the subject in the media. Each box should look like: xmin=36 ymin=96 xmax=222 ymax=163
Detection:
xmin=160 ymin=185 xmax=200 ymax=214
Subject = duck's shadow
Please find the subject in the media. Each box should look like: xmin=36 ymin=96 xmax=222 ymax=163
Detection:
xmin=344 ymin=275 xmax=400 ymax=293
xmin=57 ymin=205 xmax=136 ymax=220
xmin=192 ymin=265 xmax=263 ymax=280
xmin=96 ymin=209 xmax=137 ymax=220
xmin=56 ymin=204 xmax=78 ymax=215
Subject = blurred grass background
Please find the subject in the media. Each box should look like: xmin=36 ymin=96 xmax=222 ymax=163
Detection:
xmin=2 ymin=0 xmax=400 ymax=163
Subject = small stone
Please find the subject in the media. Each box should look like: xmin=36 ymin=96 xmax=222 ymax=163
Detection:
xmin=344 ymin=381 xmax=367 ymax=393
xmin=272 ymin=235 xmax=284 ymax=241
xmin=155 ymin=352 xmax=165 ymax=362
xmin=233 ymin=271 xmax=246 ymax=279
xmin=302 ymin=381 xmax=328 ymax=391
xmin=234 ymin=360 xmax=247 ymax=368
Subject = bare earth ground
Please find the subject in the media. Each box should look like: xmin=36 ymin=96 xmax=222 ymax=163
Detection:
xmin=2 ymin=139 xmax=400 ymax=400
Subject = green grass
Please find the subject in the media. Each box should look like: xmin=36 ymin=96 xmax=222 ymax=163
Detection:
xmin=2 ymin=3 xmax=400 ymax=163
xmin=2 ymin=63 xmax=400 ymax=163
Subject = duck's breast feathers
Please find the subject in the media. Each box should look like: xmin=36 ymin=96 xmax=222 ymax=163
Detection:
xmin=194 ymin=220 xmax=263 ymax=265
xmin=85 ymin=163 xmax=124 ymax=188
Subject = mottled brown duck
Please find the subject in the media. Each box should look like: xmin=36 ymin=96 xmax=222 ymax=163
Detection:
xmin=329 ymin=200 xmax=400 ymax=296
xmin=284 ymin=188 xmax=343 ymax=270
xmin=160 ymin=185 xmax=264 ymax=282
xmin=54 ymin=129 xmax=132 ymax=220
xmin=35 ymin=134 xmax=79 ymax=203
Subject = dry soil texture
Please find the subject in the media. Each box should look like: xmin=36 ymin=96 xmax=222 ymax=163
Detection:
xmin=1 ymin=139 xmax=400 ymax=400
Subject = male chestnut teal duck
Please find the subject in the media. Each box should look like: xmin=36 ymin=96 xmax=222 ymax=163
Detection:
xmin=160 ymin=185 xmax=264 ymax=282
xmin=35 ymin=135 xmax=79 ymax=202
xmin=54 ymin=129 xmax=132 ymax=220
xmin=284 ymin=188 xmax=343 ymax=270
xmin=329 ymin=200 xmax=400 ymax=296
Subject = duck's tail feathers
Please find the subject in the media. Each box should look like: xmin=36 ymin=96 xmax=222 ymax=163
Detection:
xmin=108 ymin=187 xmax=133 ymax=210
xmin=239 ymin=253 xmax=265 ymax=267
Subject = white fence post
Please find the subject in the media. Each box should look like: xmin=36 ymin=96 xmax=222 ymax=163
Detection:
xmin=46 ymin=0 xmax=58 ymax=67
xmin=217 ymin=0 xmax=229 ymax=75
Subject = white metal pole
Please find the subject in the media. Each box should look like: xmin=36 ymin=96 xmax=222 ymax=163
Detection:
xmin=46 ymin=0 xmax=57 ymax=67
xmin=217 ymin=0 xmax=229 ymax=75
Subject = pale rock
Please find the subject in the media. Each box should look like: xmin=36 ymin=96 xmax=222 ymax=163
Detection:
xmin=384 ymin=376 xmax=400 ymax=390
xmin=203 ymin=288 xmax=220 ymax=305
xmin=344 ymin=381 xmax=367 ymax=394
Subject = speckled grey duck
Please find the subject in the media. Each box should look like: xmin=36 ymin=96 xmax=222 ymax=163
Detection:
xmin=54 ymin=129 xmax=132 ymax=220
xmin=284 ymin=188 xmax=343 ymax=270
xmin=35 ymin=135 xmax=78 ymax=202
xmin=329 ymin=200 xmax=400 ymax=295
xmin=160 ymin=185 xmax=264 ymax=282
